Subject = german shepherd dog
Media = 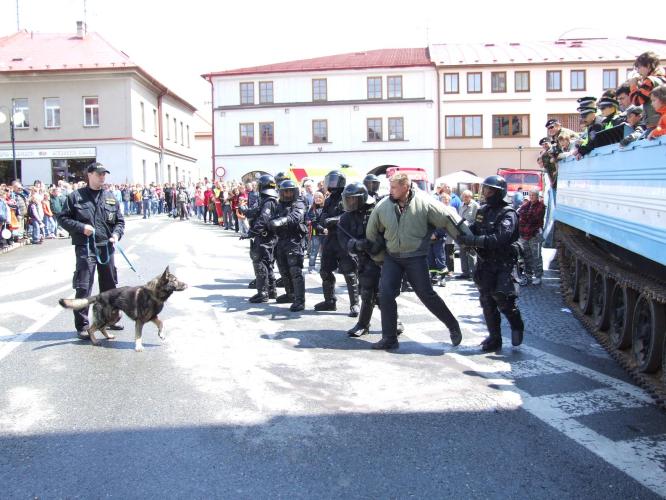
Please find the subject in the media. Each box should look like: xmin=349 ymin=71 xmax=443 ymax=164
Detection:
xmin=59 ymin=267 xmax=187 ymax=351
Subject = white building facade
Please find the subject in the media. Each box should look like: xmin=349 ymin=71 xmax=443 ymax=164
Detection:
xmin=204 ymin=49 xmax=438 ymax=183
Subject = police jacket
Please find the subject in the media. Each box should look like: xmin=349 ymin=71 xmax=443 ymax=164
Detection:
xmin=248 ymin=194 xmax=278 ymax=244
xmin=602 ymin=112 xmax=625 ymax=129
xmin=578 ymin=116 xmax=605 ymax=155
xmin=320 ymin=192 xmax=344 ymax=239
xmin=273 ymin=198 xmax=307 ymax=249
xmin=366 ymin=189 xmax=459 ymax=259
xmin=469 ymin=201 xmax=518 ymax=263
xmin=338 ymin=203 xmax=375 ymax=263
xmin=57 ymin=187 xmax=125 ymax=247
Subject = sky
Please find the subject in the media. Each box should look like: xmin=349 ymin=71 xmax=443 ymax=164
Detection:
xmin=1 ymin=0 xmax=664 ymax=113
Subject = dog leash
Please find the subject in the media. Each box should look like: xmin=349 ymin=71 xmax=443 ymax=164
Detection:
xmin=87 ymin=229 xmax=143 ymax=279
xmin=115 ymin=243 xmax=144 ymax=280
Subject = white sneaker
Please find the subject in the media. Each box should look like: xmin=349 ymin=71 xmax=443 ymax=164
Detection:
xmin=532 ymin=277 xmax=542 ymax=285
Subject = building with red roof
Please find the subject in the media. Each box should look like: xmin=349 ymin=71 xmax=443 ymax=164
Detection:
xmin=0 ymin=26 xmax=200 ymax=186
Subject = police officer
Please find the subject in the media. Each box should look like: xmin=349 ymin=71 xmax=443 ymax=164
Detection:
xmin=363 ymin=174 xmax=382 ymax=202
xmin=575 ymin=106 xmax=604 ymax=157
xmin=457 ymin=175 xmax=524 ymax=351
xmin=314 ymin=170 xmax=360 ymax=317
xmin=597 ymin=97 xmax=625 ymax=129
xmin=57 ymin=162 xmax=125 ymax=339
xmin=243 ymin=174 xmax=279 ymax=303
xmin=268 ymin=180 xmax=308 ymax=312
xmin=272 ymin=171 xmax=289 ymax=289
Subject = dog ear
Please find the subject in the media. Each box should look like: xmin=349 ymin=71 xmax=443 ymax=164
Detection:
xmin=162 ymin=266 xmax=170 ymax=279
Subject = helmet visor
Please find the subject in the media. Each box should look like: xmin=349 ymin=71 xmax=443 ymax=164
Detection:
xmin=279 ymin=187 xmax=298 ymax=203
xmin=325 ymin=173 xmax=345 ymax=190
xmin=364 ymin=180 xmax=380 ymax=194
xmin=342 ymin=194 xmax=363 ymax=212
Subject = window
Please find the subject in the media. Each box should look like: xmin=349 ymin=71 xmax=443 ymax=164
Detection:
xmin=445 ymin=115 xmax=482 ymax=138
xmin=12 ymin=98 xmax=29 ymax=128
xmin=515 ymin=71 xmax=530 ymax=92
xmin=239 ymin=123 xmax=254 ymax=146
xmin=312 ymin=79 xmax=327 ymax=101
xmin=367 ymin=77 xmax=382 ymax=99
xmin=388 ymin=117 xmax=404 ymax=141
xmin=173 ymin=118 xmax=177 ymax=143
xmin=547 ymin=113 xmax=580 ymax=132
xmin=83 ymin=96 xmax=99 ymax=126
xmin=571 ymin=70 xmax=586 ymax=91
xmin=387 ymin=76 xmax=402 ymax=99
xmin=166 ymin=113 xmax=170 ymax=139
xmin=259 ymin=122 xmax=274 ymax=145
xmin=240 ymin=82 xmax=254 ymax=105
xmin=44 ymin=98 xmax=60 ymax=128
xmin=546 ymin=70 xmax=562 ymax=91
xmin=367 ymin=118 xmax=382 ymax=141
xmin=492 ymin=114 xmax=529 ymax=137
xmin=443 ymin=73 xmax=459 ymax=94
xmin=312 ymin=119 xmax=328 ymax=143
xmin=153 ymin=109 xmax=158 ymax=136
xmin=259 ymin=81 xmax=273 ymax=104
xmin=186 ymin=125 xmax=190 ymax=147
xmin=180 ymin=121 xmax=184 ymax=145
xmin=491 ymin=72 xmax=507 ymax=93
xmin=140 ymin=102 xmax=145 ymax=131
xmin=603 ymin=69 xmax=618 ymax=90
xmin=467 ymin=73 xmax=482 ymax=93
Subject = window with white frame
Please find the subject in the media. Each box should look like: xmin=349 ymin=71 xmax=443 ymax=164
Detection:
xmin=173 ymin=117 xmax=177 ymax=143
xmin=12 ymin=98 xmax=29 ymax=128
xmin=186 ymin=125 xmax=190 ymax=147
xmin=444 ymin=73 xmax=459 ymax=93
xmin=367 ymin=77 xmax=382 ymax=99
xmin=166 ymin=113 xmax=170 ymax=139
xmin=180 ymin=121 xmax=184 ymax=145
xmin=446 ymin=115 xmax=482 ymax=138
xmin=388 ymin=117 xmax=404 ymax=140
xmin=259 ymin=122 xmax=274 ymax=145
xmin=83 ymin=96 xmax=99 ymax=126
xmin=44 ymin=98 xmax=60 ymax=128
xmin=312 ymin=79 xmax=327 ymax=101
xmin=259 ymin=81 xmax=274 ymax=104
xmin=312 ymin=120 xmax=328 ymax=143
xmin=153 ymin=109 xmax=158 ymax=136
xmin=570 ymin=70 xmax=586 ymax=91
xmin=239 ymin=123 xmax=254 ymax=146
xmin=367 ymin=118 xmax=382 ymax=141
xmin=603 ymin=69 xmax=618 ymax=90
xmin=387 ymin=76 xmax=403 ymax=99
xmin=240 ymin=82 xmax=254 ymax=105
xmin=467 ymin=73 xmax=482 ymax=93
xmin=140 ymin=102 xmax=145 ymax=131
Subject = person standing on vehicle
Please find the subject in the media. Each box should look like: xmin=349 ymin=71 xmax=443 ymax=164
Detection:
xmin=456 ymin=175 xmax=524 ymax=351
xmin=366 ymin=173 xmax=463 ymax=350
xmin=314 ymin=170 xmax=360 ymax=317
xmin=268 ymin=180 xmax=307 ymax=312
xmin=57 ymin=162 xmax=125 ymax=339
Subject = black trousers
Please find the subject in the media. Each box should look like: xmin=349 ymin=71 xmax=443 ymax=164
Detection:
xmin=379 ymin=253 xmax=459 ymax=341
xmin=444 ymin=243 xmax=455 ymax=273
xmin=474 ymin=260 xmax=524 ymax=339
xmin=72 ymin=244 xmax=118 ymax=332
xmin=250 ymin=239 xmax=276 ymax=294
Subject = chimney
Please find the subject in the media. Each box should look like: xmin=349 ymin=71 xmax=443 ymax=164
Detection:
xmin=76 ymin=21 xmax=84 ymax=38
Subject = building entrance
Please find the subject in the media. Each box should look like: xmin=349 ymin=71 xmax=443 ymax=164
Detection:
xmin=51 ymin=159 xmax=93 ymax=184
xmin=0 ymin=160 xmax=21 ymax=184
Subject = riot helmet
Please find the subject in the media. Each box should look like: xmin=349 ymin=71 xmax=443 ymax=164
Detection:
xmin=324 ymin=170 xmax=346 ymax=194
xmin=275 ymin=171 xmax=289 ymax=185
xmin=363 ymin=174 xmax=380 ymax=196
xmin=481 ymin=175 xmax=507 ymax=206
xmin=342 ymin=182 xmax=369 ymax=212
xmin=278 ymin=179 xmax=300 ymax=203
xmin=257 ymin=174 xmax=278 ymax=198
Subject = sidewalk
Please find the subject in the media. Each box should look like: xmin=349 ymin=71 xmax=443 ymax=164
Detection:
xmin=0 ymin=239 xmax=29 ymax=255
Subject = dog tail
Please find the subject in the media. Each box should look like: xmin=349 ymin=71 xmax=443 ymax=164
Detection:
xmin=59 ymin=296 xmax=97 ymax=310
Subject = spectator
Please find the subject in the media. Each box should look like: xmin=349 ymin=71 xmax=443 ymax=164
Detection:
xmin=517 ymin=189 xmax=546 ymax=286
xmin=437 ymin=182 xmax=461 ymax=210
xmin=302 ymin=180 xmax=315 ymax=208
xmin=203 ymin=184 xmax=215 ymax=223
xmin=545 ymin=118 xmax=578 ymax=144
xmin=246 ymin=182 xmax=259 ymax=209
xmin=439 ymin=192 xmax=456 ymax=275
xmin=556 ymin=133 xmax=575 ymax=159
xmin=629 ymin=51 xmax=666 ymax=131
xmin=616 ymin=84 xmax=632 ymax=111
xmin=511 ymin=187 xmax=524 ymax=210
xmin=27 ymin=192 xmax=44 ymax=244
xmin=176 ymin=185 xmax=189 ymax=220
xmin=230 ymin=187 xmax=240 ymax=232
xmin=648 ymin=86 xmax=666 ymax=140
xmin=575 ymin=107 xmax=604 ymax=157
xmin=194 ymin=186 xmax=205 ymax=220
xmin=620 ymin=105 xmax=646 ymax=146
xmin=305 ymin=191 xmax=325 ymax=273
xmin=42 ymin=192 xmax=56 ymax=238
xmin=141 ymin=184 xmax=153 ymax=218
xmin=457 ymin=190 xmax=479 ymax=280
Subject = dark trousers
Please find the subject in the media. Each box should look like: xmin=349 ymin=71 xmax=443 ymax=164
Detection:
xmin=474 ymin=261 xmax=524 ymax=339
xmin=379 ymin=253 xmax=459 ymax=341
xmin=444 ymin=243 xmax=455 ymax=272
xmin=72 ymin=245 xmax=118 ymax=332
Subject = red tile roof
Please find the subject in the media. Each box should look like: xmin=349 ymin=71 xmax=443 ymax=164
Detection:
xmin=429 ymin=36 xmax=666 ymax=67
xmin=203 ymin=48 xmax=432 ymax=78
xmin=0 ymin=31 xmax=196 ymax=111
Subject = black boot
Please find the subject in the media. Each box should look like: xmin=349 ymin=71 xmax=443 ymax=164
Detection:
xmin=248 ymin=279 xmax=256 ymax=289
xmin=397 ymin=319 xmax=404 ymax=335
xmin=344 ymin=273 xmax=360 ymax=318
xmin=512 ymin=329 xmax=524 ymax=346
xmin=276 ymin=294 xmax=294 ymax=304
xmin=315 ymin=277 xmax=337 ymax=311
xmin=249 ymin=292 xmax=269 ymax=303
xmin=503 ymin=306 xmax=525 ymax=347
xmin=372 ymin=337 xmax=399 ymax=350
xmin=481 ymin=335 xmax=502 ymax=351
xmin=449 ymin=325 xmax=462 ymax=346
xmin=290 ymin=269 xmax=306 ymax=312
xmin=276 ymin=276 xmax=285 ymax=288
xmin=268 ymin=288 xmax=277 ymax=299
xmin=347 ymin=324 xmax=369 ymax=337
xmin=349 ymin=291 xmax=374 ymax=337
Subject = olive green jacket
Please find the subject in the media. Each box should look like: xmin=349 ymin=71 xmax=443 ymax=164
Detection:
xmin=366 ymin=189 xmax=461 ymax=259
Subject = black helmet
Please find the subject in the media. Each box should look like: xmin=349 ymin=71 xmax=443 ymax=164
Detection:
xmin=275 ymin=171 xmax=288 ymax=185
xmin=324 ymin=170 xmax=346 ymax=193
xmin=342 ymin=182 xmax=369 ymax=212
xmin=481 ymin=175 xmax=507 ymax=206
xmin=363 ymin=174 xmax=380 ymax=195
xmin=258 ymin=174 xmax=278 ymax=197
xmin=278 ymin=179 xmax=300 ymax=203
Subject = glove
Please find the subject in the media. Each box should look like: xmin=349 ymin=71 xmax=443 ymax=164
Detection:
xmin=324 ymin=217 xmax=339 ymax=229
xmin=355 ymin=239 xmax=371 ymax=252
xmin=458 ymin=233 xmax=485 ymax=248
xmin=239 ymin=234 xmax=251 ymax=240
xmin=268 ymin=216 xmax=288 ymax=231
xmin=346 ymin=238 xmax=358 ymax=254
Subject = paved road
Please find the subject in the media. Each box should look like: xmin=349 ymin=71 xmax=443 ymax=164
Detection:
xmin=0 ymin=215 xmax=664 ymax=498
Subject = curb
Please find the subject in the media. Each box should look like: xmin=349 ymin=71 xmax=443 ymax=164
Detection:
xmin=0 ymin=239 xmax=30 ymax=255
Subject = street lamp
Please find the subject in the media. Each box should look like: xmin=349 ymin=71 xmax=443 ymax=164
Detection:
xmin=518 ymin=145 xmax=524 ymax=170
xmin=0 ymin=106 xmax=25 ymax=182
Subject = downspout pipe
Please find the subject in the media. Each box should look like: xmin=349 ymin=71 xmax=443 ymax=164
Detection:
xmin=157 ymin=90 xmax=166 ymax=182
xmin=434 ymin=60 xmax=442 ymax=179
xmin=207 ymin=76 xmax=215 ymax=181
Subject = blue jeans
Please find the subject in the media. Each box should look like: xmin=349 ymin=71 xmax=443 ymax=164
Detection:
xmin=222 ymin=205 xmax=233 ymax=228
xmin=379 ymin=253 xmax=459 ymax=340
xmin=43 ymin=216 xmax=56 ymax=237
xmin=196 ymin=205 xmax=204 ymax=219
xmin=142 ymin=199 xmax=152 ymax=218
xmin=30 ymin=220 xmax=43 ymax=243
xmin=308 ymin=235 xmax=323 ymax=269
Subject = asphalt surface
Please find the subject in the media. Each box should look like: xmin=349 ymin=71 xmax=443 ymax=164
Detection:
xmin=0 ymin=214 xmax=665 ymax=499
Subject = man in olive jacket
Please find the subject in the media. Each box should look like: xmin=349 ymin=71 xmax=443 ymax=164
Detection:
xmin=366 ymin=173 xmax=463 ymax=350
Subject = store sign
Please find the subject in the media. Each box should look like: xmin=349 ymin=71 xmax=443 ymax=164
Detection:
xmin=0 ymin=147 xmax=96 ymax=160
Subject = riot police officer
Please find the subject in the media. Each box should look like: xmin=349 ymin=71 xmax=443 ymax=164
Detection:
xmin=268 ymin=180 xmax=307 ymax=312
xmin=363 ymin=174 xmax=382 ymax=202
xmin=457 ymin=175 xmax=525 ymax=351
xmin=244 ymin=174 xmax=279 ymax=303
xmin=314 ymin=170 xmax=360 ymax=317
xmin=57 ymin=162 xmax=125 ymax=339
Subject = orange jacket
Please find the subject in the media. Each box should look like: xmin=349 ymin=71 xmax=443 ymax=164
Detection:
xmin=42 ymin=198 xmax=53 ymax=217
xmin=649 ymin=105 xmax=666 ymax=139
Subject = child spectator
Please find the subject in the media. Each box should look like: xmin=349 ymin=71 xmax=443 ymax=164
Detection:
xmin=305 ymin=191 xmax=325 ymax=273
xmin=27 ymin=193 xmax=44 ymax=244
xmin=648 ymin=86 xmax=666 ymax=140
xmin=620 ymin=105 xmax=646 ymax=146
xmin=629 ymin=51 xmax=666 ymax=131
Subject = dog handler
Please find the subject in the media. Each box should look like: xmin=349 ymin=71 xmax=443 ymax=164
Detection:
xmin=57 ymin=162 xmax=125 ymax=339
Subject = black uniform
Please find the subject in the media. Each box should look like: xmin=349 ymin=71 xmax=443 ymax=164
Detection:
xmin=577 ymin=116 xmax=604 ymax=156
xmin=246 ymin=193 xmax=279 ymax=302
xmin=57 ymin=186 xmax=125 ymax=333
xmin=316 ymin=190 xmax=359 ymax=315
xmin=270 ymin=195 xmax=307 ymax=311
xmin=466 ymin=198 xmax=524 ymax=350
